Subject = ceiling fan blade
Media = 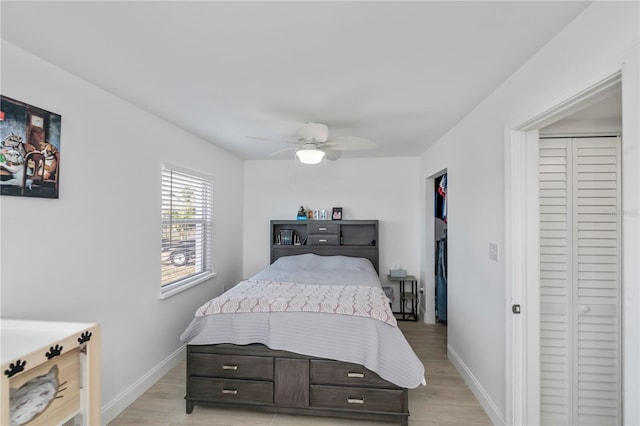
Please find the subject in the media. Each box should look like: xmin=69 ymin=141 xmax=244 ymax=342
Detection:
xmin=324 ymin=137 xmax=377 ymax=151
xmin=268 ymin=147 xmax=296 ymax=158
xmin=247 ymin=136 xmax=299 ymax=144
xmin=324 ymin=149 xmax=342 ymax=161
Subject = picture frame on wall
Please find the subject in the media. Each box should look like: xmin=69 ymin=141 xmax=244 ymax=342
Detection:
xmin=332 ymin=207 xmax=343 ymax=220
xmin=0 ymin=95 xmax=61 ymax=199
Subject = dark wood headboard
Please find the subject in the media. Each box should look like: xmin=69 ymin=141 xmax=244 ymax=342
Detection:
xmin=270 ymin=220 xmax=379 ymax=273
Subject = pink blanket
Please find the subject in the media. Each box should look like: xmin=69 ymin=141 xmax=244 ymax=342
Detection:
xmin=196 ymin=280 xmax=397 ymax=327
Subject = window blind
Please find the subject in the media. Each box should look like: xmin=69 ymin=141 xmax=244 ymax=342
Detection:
xmin=161 ymin=164 xmax=213 ymax=291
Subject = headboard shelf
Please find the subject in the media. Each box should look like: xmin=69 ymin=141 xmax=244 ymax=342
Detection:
xmin=270 ymin=220 xmax=379 ymax=273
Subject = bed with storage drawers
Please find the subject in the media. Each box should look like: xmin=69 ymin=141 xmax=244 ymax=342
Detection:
xmin=186 ymin=343 xmax=412 ymax=425
xmin=180 ymin=221 xmax=424 ymax=425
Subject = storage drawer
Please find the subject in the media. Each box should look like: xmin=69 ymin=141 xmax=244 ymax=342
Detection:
xmin=307 ymin=223 xmax=338 ymax=234
xmin=189 ymin=353 xmax=273 ymax=380
xmin=310 ymin=385 xmax=404 ymax=413
xmin=190 ymin=377 xmax=273 ymax=404
xmin=307 ymin=235 xmax=339 ymax=245
xmin=310 ymin=360 xmax=394 ymax=387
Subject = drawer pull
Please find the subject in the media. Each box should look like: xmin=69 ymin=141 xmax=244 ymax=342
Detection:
xmin=221 ymin=388 xmax=238 ymax=395
xmin=347 ymin=397 xmax=365 ymax=404
xmin=347 ymin=372 xmax=365 ymax=378
xmin=318 ymin=227 xmax=327 ymax=231
xmin=221 ymin=364 xmax=238 ymax=370
xmin=319 ymin=239 xmax=328 ymax=242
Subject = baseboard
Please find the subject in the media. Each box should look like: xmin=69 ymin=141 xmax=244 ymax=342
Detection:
xmin=101 ymin=345 xmax=186 ymax=424
xmin=447 ymin=344 xmax=504 ymax=426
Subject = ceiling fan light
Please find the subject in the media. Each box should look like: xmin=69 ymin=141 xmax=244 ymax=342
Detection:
xmin=296 ymin=148 xmax=325 ymax=164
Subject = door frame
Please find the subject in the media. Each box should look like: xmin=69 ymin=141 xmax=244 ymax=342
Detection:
xmin=505 ymin=72 xmax=623 ymax=425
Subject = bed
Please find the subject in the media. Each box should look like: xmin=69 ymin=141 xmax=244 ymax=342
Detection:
xmin=180 ymin=253 xmax=425 ymax=425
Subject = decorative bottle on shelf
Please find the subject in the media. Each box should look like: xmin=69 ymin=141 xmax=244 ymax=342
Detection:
xmin=340 ymin=231 xmax=344 ymax=245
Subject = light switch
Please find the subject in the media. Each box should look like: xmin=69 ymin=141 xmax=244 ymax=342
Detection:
xmin=489 ymin=243 xmax=499 ymax=261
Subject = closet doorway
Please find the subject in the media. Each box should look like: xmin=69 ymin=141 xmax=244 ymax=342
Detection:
xmin=505 ymin=73 xmax=627 ymax=425
xmin=424 ymin=170 xmax=447 ymax=326
xmin=434 ymin=173 xmax=448 ymax=324
xmin=537 ymin=91 xmax=622 ymax=424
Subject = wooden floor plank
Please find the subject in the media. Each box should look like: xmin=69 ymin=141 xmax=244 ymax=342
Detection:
xmin=109 ymin=322 xmax=493 ymax=425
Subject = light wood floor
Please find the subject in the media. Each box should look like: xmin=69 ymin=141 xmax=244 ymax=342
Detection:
xmin=109 ymin=321 xmax=492 ymax=426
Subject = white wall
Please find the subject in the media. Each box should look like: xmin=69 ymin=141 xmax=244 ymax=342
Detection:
xmin=243 ymin=157 xmax=420 ymax=311
xmin=418 ymin=2 xmax=639 ymax=425
xmin=0 ymin=41 xmax=245 ymax=423
xmin=540 ymin=117 xmax=622 ymax=135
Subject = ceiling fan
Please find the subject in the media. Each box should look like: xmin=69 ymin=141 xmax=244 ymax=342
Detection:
xmin=252 ymin=122 xmax=376 ymax=164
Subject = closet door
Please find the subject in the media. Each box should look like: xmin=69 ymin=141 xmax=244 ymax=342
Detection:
xmin=540 ymin=137 xmax=573 ymax=425
xmin=539 ymin=137 xmax=621 ymax=426
xmin=574 ymin=137 xmax=621 ymax=425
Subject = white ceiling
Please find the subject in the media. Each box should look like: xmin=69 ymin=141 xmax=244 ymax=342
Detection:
xmin=1 ymin=1 xmax=591 ymax=160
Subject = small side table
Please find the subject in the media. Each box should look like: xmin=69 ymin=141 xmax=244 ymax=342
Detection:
xmin=387 ymin=275 xmax=418 ymax=321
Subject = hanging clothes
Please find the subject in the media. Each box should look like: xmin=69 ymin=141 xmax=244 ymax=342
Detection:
xmin=434 ymin=174 xmax=447 ymax=223
xmin=435 ymin=235 xmax=447 ymax=323
xmin=439 ymin=174 xmax=447 ymax=223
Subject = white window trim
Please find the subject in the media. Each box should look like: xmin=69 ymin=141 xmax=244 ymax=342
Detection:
xmin=159 ymin=271 xmax=217 ymax=299
xmin=160 ymin=162 xmax=215 ymax=299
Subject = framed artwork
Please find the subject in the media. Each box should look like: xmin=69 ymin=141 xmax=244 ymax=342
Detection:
xmin=0 ymin=95 xmax=61 ymax=198
xmin=332 ymin=207 xmax=343 ymax=220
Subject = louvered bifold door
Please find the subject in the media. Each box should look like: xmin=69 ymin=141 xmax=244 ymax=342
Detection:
xmin=574 ymin=137 xmax=621 ymax=425
xmin=539 ymin=137 xmax=621 ymax=426
xmin=540 ymin=138 xmax=573 ymax=425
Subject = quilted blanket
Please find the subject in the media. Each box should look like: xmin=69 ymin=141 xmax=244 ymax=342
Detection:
xmin=195 ymin=280 xmax=397 ymax=327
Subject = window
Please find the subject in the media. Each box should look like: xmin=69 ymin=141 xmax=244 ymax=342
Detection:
xmin=160 ymin=163 xmax=214 ymax=298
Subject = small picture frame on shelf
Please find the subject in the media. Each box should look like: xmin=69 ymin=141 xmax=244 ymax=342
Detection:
xmin=332 ymin=207 xmax=343 ymax=220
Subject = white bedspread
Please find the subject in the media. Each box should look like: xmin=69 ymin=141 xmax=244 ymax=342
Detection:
xmin=180 ymin=254 xmax=426 ymax=388
xmin=195 ymin=280 xmax=397 ymax=326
